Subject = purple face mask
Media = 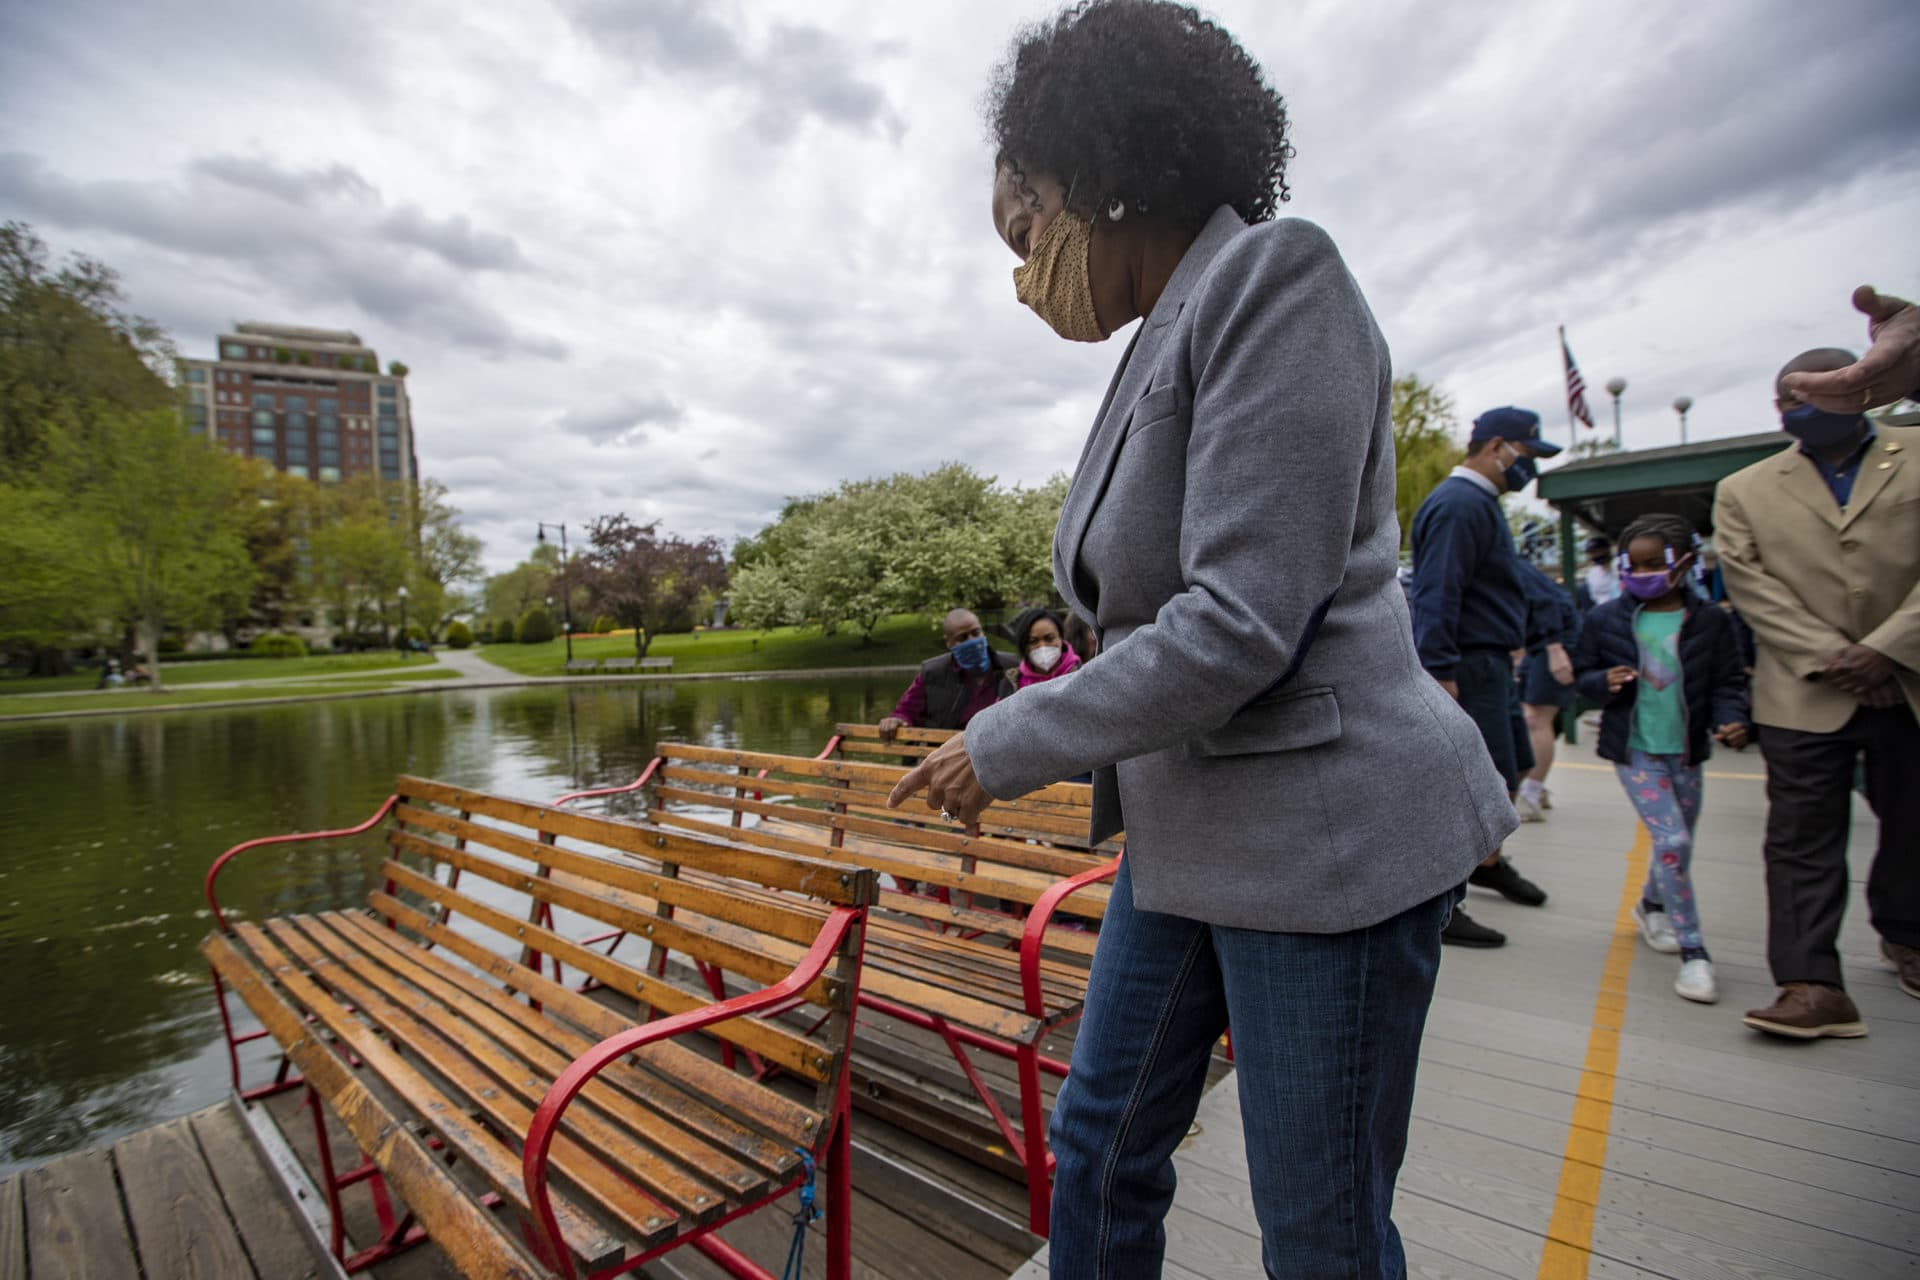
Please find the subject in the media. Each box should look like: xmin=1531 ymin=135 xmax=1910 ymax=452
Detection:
xmin=1620 ymin=571 xmax=1677 ymax=601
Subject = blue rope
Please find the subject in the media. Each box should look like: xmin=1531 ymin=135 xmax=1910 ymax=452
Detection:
xmin=780 ymin=1147 xmax=819 ymax=1280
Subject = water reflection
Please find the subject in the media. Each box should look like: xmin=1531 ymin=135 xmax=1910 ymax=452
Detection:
xmin=0 ymin=675 xmax=896 ymax=1171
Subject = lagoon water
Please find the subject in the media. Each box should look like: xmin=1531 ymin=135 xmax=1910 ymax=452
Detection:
xmin=0 ymin=675 xmax=900 ymax=1173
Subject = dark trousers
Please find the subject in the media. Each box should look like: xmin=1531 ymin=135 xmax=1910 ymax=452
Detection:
xmin=1047 ymin=858 xmax=1449 ymax=1278
xmin=1757 ymin=704 xmax=1920 ymax=987
xmin=1455 ymin=648 xmax=1523 ymax=793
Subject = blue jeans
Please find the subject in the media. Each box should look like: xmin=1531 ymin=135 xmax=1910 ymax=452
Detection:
xmin=1048 ymin=859 xmax=1450 ymax=1279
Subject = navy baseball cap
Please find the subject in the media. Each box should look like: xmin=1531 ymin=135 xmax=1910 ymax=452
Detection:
xmin=1469 ymin=406 xmax=1562 ymax=456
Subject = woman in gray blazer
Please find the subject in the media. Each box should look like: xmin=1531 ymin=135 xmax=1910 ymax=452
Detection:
xmin=891 ymin=3 xmax=1516 ymax=1275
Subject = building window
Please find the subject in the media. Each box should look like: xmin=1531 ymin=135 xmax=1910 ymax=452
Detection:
xmin=318 ymin=466 xmax=340 ymax=483
xmin=187 ymin=387 xmax=207 ymax=405
xmin=377 ymin=382 xmax=396 ymax=399
xmin=285 ymin=395 xmax=306 ymax=411
xmin=222 ymin=343 xmax=246 ymax=359
xmin=252 ymin=409 xmax=274 ymax=428
xmin=287 ymin=465 xmax=309 ymax=479
xmin=252 ymin=426 xmax=277 ymax=444
xmin=286 ymin=443 xmax=307 ymax=464
xmin=318 ymin=397 xmax=338 ymax=414
xmin=185 ymin=367 xmax=206 ymax=383
xmin=251 ymin=392 xmax=273 ymax=408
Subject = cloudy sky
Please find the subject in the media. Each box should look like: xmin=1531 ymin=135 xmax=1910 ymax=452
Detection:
xmin=3 ymin=0 xmax=1916 ymax=570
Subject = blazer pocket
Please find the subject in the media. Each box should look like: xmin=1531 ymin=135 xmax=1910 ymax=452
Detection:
xmin=1124 ymin=384 xmax=1180 ymax=439
xmin=1194 ymin=686 xmax=1342 ymax=758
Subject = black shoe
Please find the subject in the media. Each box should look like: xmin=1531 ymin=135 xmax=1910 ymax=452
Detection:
xmin=1469 ymin=856 xmax=1548 ymax=907
xmin=1441 ymin=908 xmax=1506 ymax=948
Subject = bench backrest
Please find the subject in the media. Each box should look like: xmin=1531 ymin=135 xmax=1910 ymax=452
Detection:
xmin=379 ymin=775 xmax=878 ymax=1102
xmin=645 ymin=745 xmax=1112 ymax=919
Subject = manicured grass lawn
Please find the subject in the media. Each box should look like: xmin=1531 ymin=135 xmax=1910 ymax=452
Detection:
xmin=0 ymin=651 xmax=431 ymax=696
xmin=0 ymin=667 xmax=458 ymax=718
xmin=473 ymin=614 xmax=995 ymax=678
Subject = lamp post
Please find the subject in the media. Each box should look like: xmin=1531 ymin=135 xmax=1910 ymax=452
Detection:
xmin=1672 ymin=396 xmax=1693 ymax=445
xmin=536 ymin=522 xmax=574 ymax=663
xmin=1605 ymin=377 xmax=1627 ymax=450
xmin=396 ymin=585 xmax=409 ymax=661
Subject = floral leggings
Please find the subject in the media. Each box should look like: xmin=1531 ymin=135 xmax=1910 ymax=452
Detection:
xmin=1615 ymin=750 xmax=1707 ymax=953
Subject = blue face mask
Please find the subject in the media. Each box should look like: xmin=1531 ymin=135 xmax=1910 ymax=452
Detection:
xmin=950 ymin=634 xmax=992 ymax=673
xmin=1780 ymin=403 xmax=1866 ymax=450
xmin=1503 ymin=453 xmax=1538 ymax=494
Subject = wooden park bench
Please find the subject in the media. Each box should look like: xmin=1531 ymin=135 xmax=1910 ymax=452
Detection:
xmin=639 ymin=657 xmax=674 ymax=672
xmin=582 ymin=742 xmax=1117 ymax=1235
xmin=199 ymin=775 xmax=878 ymax=1279
xmin=600 ymin=656 xmax=637 ymax=673
xmin=563 ymin=658 xmax=601 ymax=674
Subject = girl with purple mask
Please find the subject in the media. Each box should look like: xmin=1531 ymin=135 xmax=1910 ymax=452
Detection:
xmin=1573 ymin=514 xmax=1753 ymax=1003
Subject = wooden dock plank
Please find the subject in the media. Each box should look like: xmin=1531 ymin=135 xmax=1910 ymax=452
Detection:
xmin=21 ymin=1147 xmax=138 ymax=1280
xmin=114 ymin=1116 xmax=259 ymax=1280
xmin=186 ymin=1104 xmax=332 ymax=1280
xmin=1 ymin=1174 xmax=24 ymax=1280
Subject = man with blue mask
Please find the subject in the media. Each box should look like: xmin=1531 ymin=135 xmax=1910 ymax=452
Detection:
xmin=1714 ymin=347 xmax=1920 ymax=1038
xmin=1410 ymin=406 xmax=1562 ymax=947
xmin=878 ymin=607 xmax=1019 ymax=741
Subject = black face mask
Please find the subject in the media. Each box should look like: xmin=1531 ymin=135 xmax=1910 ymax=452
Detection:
xmin=1503 ymin=453 xmax=1538 ymax=494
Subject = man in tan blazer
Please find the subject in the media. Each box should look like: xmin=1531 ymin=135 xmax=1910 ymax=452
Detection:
xmin=1715 ymin=346 xmax=1920 ymax=1040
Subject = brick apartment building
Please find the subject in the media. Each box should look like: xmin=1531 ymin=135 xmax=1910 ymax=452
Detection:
xmin=178 ymin=323 xmax=417 ymax=487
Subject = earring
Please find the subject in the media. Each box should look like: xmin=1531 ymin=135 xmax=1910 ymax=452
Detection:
xmin=1106 ymin=199 xmax=1126 ymax=222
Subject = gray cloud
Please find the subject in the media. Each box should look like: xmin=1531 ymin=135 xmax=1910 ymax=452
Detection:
xmin=0 ymin=151 xmax=558 ymax=360
xmin=559 ymin=1 xmax=903 ymax=141
xmin=554 ymin=392 xmax=686 ymax=445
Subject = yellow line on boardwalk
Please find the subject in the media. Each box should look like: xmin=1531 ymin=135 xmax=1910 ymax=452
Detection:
xmin=1537 ymin=824 xmax=1651 ymax=1280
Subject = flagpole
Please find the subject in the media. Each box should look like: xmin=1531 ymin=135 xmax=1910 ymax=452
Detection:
xmin=1558 ymin=325 xmax=1575 ymax=451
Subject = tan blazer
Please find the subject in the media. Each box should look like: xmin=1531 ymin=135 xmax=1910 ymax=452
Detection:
xmin=1714 ymin=424 xmax=1920 ymax=733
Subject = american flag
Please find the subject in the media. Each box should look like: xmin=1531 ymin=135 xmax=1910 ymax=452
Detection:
xmin=1561 ymin=328 xmax=1595 ymax=429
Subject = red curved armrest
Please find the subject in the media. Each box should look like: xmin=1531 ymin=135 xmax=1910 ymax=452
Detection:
xmin=551 ymin=757 xmax=662 ymax=808
xmin=1020 ymin=854 xmax=1120 ymax=1019
xmin=203 ymin=795 xmax=399 ymax=933
xmin=522 ymin=904 xmax=862 ymax=1277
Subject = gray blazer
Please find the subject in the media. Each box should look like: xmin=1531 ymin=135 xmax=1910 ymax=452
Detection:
xmin=966 ymin=208 xmax=1516 ymax=932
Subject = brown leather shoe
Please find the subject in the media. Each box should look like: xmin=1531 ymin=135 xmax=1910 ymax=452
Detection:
xmin=1884 ymin=941 xmax=1920 ymax=1000
xmin=1743 ymin=983 xmax=1867 ymax=1040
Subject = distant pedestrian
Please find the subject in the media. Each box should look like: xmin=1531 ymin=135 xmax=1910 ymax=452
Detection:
xmin=1409 ymin=405 xmax=1559 ymax=947
xmin=1573 ymin=513 xmax=1750 ymax=1004
xmin=1716 ymin=347 xmax=1920 ymax=1036
xmin=877 ymin=608 xmax=1017 ymax=741
xmin=1583 ymin=535 xmax=1620 ymax=609
xmin=1515 ymin=559 xmax=1581 ymax=821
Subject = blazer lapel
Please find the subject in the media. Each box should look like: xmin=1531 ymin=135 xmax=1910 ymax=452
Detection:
xmin=1838 ymin=437 xmax=1906 ymax=531
xmin=1053 ymin=205 xmax=1250 ymax=616
xmin=1774 ymin=450 xmax=1844 ymax=532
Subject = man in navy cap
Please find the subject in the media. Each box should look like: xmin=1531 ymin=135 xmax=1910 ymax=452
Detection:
xmin=1410 ymin=406 xmax=1561 ymax=947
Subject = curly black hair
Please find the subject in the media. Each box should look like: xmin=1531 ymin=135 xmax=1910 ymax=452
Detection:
xmin=1617 ymin=513 xmax=1696 ymax=561
xmin=986 ymin=0 xmax=1293 ymax=233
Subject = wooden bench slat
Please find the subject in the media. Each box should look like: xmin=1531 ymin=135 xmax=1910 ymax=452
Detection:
xmin=200 ymin=932 xmax=575 ymax=1279
xmin=326 ymin=911 xmax=798 ymax=1182
xmin=873 ymin=890 xmax=1100 ymax=957
xmin=226 ymin=921 xmax=642 ymax=1263
xmin=277 ymin=916 xmax=744 ymax=1224
xmin=385 ymin=829 xmax=837 ymax=1008
xmin=379 ymin=860 xmax=831 ymax=1083
xmin=396 ymin=776 xmax=878 ymax=906
xmin=366 ymin=892 xmax=826 ymax=1145
xmin=664 ymin=743 xmax=1094 ymax=808
xmin=649 ymin=783 xmax=1106 ymax=881
xmin=393 ymin=804 xmax=829 ymax=948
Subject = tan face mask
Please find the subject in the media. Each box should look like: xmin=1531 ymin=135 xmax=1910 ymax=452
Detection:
xmin=1011 ymin=209 xmax=1107 ymax=343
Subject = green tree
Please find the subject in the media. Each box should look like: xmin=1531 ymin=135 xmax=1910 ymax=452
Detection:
xmin=1391 ymin=373 xmax=1464 ymax=550
xmin=63 ymin=409 xmax=256 ymax=687
xmin=517 ymin=605 xmax=556 ymax=644
xmin=412 ymin=478 xmax=483 ymax=636
xmin=482 ymin=554 xmax=554 ymax=623
xmin=444 ymin=619 xmax=473 ymax=649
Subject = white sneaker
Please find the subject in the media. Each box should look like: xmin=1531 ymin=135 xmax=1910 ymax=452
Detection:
xmin=1675 ymin=959 xmax=1718 ymax=1004
xmin=1539 ymin=787 xmax=1553 ymax=811
xmin=1514 ymin=794 xmax=1545 ymax=823
xmin=1634 ymin=903 xmax=1680 ymax=954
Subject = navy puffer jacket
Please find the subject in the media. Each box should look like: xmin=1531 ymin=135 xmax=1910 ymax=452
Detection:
xmin=1572 ymin=598 xmax=1751 ymax=766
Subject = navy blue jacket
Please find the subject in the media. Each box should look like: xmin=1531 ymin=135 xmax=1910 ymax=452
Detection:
xmin=1409 ymin=475 xmax=1527 ymax=679
xmin=1572 ymin=598 xmax=1751 ymax=766
xmin=1518 ymin=560 xmax=1582 ymax=654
